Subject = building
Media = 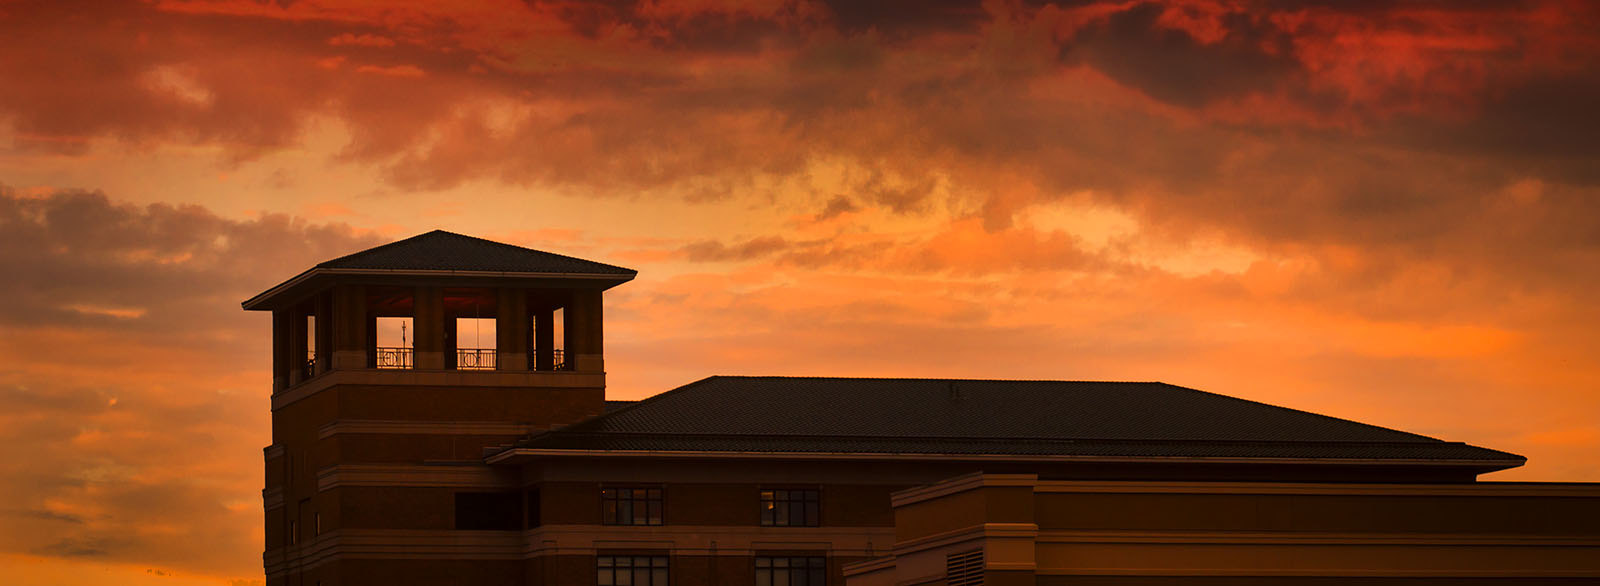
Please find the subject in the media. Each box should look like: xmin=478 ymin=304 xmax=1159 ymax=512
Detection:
xmin=245 ymin=230 xmax=1600 ymax=586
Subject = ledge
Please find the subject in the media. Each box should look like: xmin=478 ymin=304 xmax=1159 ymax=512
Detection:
xmin=271 ymin=368 xmax=605 ymax=410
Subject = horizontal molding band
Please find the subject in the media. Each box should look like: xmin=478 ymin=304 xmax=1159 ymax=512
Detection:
xmin=316 ymin=464 xmax=516 ymax=491
xmin=317 ymin=419 xmax=542 ymax=440
xmin=263 ymin=487 xmax=284 ymax=511
xmin=272 ymin=368 xmax=605 ymax=411
xmin=1036 ymin=530 xmax=1600 ymax=546
xmin=892 ymin=472 xmax=1038 ymax=507
xmin=266 ymin=526 xmax=893 ymax=577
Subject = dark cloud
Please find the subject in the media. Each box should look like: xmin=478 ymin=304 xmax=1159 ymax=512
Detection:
xmin=0 ymin=188 xmax=378 ymax=576
xmin=819 ymin=0 xmax=987 ymax=38
xmin=682 ymin=236 xmax=793 ymax=262
xmin=816 ymin=195 xmax=858 ymax=220
xmin=0 ymin=186 xmax=379 ymax=335
xmin=1059 ymin=3 xmax=1299 ymax=108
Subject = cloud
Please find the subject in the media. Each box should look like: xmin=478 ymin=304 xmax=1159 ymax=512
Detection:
xmin=0 ymin=186 xmax=381 ymax=576
xmin=327 ymin=32 xmax=395 ymax=47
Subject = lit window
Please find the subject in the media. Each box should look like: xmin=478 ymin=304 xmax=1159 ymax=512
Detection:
xmin=602 ymin=487 xmax=663 ymax=526
xmin=598 ymin=555 xmax=668 ymax=586
xmin=760 ymin=489 xmax=819 ymax=527
xmin=757 ymin=556 xmax=825 ymax=586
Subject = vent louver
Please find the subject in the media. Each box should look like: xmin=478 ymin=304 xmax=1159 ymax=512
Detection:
xmin=946 ymin=550 xmax=984 ymax=586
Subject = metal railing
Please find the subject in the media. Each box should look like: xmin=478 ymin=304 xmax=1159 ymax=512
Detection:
xmin=375 ymin=347 xmax=413 ymax=369
xmin=526 ymin=348 xmax=568 ymax=371
xmin=456 ymin=348 xmax=497 ymax=370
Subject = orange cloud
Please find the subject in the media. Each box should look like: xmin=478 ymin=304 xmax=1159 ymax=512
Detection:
xmin=3 ymin=1 xmax=1600 ymax=582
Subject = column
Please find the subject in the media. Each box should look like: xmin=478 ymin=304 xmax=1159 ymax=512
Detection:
xmin=272 ymin=309 xmax=292 ymax=392
xmin=496 ymin=287 xmax=528 ymax=371
xmin=288 ymin=305 xmax=307 ymax=385
xmin=313 ymin=291 xmax=333 ymax=375
xmin=413 ymin=286 xmax=446 ymax=370
xmin=534 ymin=304 xmax=554 ymax=371
xmin=569 ymin=289 xmax=604 ymax=373
xmin=331 ymin=284 xmax=367 ymax=370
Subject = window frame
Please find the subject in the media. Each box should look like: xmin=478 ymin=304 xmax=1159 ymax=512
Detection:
xmin=601 ymin=486 xmax=665 ymax=526
xmin=597 ymin=554 xmax=669 ymax=586
xmin=755 ymin=555 xmax=827 ymax=586
xmin=759 ymin=488 xmax=820 ymax=527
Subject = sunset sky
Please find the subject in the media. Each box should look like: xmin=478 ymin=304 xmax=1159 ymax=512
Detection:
xmin=3 ymin=0 xmax=1599 ymax=583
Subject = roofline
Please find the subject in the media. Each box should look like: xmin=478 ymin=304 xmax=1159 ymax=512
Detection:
xmin=482 ymin=447 xmax=1527 ymax=471
xmin=242 ymin=267 xmax=637 ymax=310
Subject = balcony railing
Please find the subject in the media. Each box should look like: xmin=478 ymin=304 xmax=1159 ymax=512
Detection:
xmin=456 ymin=348 xmax=497 ymax=370
xmin=527 ymin=348 xmax=568 ymax=371
xmin=375 ymin=347 xmax=413 ymax=369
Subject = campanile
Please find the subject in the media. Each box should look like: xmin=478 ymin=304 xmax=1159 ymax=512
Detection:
xmin=243 ymin=230 xmax=634 ymax=585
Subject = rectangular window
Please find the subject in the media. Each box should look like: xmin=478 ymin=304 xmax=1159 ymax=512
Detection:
xmin=455 ymin=492 xmax=522 ymax=530
xmin=304 ymin=315 xmax=317 ymax=377
xmin=598 ymin=555 xmax=668 ymax=586
xmin=756 ymin=556 xmax=826 ymax=586
xmin=374 ymin=316 xmax=414 ymax=369
xmin=760 ymin=489 xmax=819 ymax=527
xmin=313 ymin=512 xmax=321 ymax=536
xmin=455 ymin=317 xmax=497 ymax=370
xmin=601 ymin=487 xmax=663 ymax=526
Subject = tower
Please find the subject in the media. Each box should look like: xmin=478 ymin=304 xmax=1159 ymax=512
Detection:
xmin=243 ymin=230 xmax=635 ymax=585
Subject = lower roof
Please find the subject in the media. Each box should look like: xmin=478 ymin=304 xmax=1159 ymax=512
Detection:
xmin=496 ymin=376 xmax=1523 ymax=469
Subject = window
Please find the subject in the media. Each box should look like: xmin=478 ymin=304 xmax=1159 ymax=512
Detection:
xmin=602 ymin=487 xmax=663 ymax=526
xmin=313 ymin=512 xmax=321 ymax=536
xmin=288 ymin=520 xmax=298 ymax=545
xmin=374 ymin=316 xmax=413 ymax=369
xmin=760 ymin=489 xmax=819 ymax=527
xmin=455 ymin=317 xmax=496 ymax=370
xmin=455 ymin=492 xmax=522 ymax=530
xmin=946 ymin=550 xmax=983 ymax=586
xmin=598 ymin=555 xmax=668 ymax=586
xmin=756 ymin=556 xmax=825 ymax=586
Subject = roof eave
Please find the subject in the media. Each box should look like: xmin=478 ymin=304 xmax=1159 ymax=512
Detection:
xmin=242 ymin=267 xmax=638 ymax=311
xmin=482 ymin=447 xmax=1526 ymax=472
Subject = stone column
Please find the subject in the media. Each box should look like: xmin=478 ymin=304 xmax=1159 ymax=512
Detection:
xmin=313 ymin=291 xmax=332 ymax=375
xmin=331 ymin=284 xmax=367 ymax=370
xmin=534 ymin=305 xmax=554 ymax=371
xmin=288 ymin=306 xmax=308 ymax=386
xmin=496 ymin=287 xmax=528 ymax=371
xmin=272 ymin=309 xmax=292 ymax=392
xmin=569 ymin=289 xmax=604 ymax=373
xmin=413 ymin=286 xmax=446 ymax=370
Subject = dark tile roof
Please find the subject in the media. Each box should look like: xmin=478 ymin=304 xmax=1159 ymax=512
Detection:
xmin=317 ymin=230 xmax=636 ymax=276
xmin=519 ymin=376 xmax=1521 ymax=464
xmin=604 ymin=400 xmax=639 ymax=413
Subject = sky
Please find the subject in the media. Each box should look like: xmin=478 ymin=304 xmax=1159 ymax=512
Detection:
xmin=2 ymin=0 xmax=1599 ymax=583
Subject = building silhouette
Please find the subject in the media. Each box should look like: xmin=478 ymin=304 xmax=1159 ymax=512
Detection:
xmin=245 ymin=230 xmax=1600 ymax=586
